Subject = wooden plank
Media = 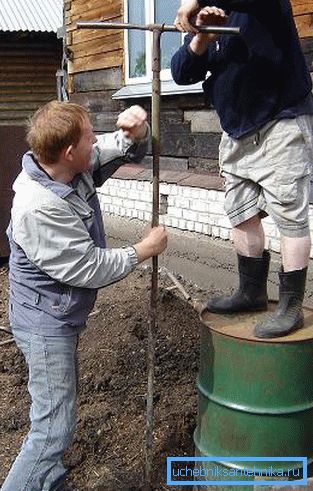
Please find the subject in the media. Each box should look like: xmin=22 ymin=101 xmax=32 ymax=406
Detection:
xmin=0 ymin=111 xmax=39 ymax=120
xmin=0 ymin=51 xmax=60 ymax=59
xmin=0 ymin=42 xmax=59 ymax=50
xmin=0 ymin=102 xmax=46 ymax=111
xmin=70 ymin=90 xmax=122 ymax=111
xmin=0 ymin=94 xmax=52 ymax=103
xmin=0 ymin=60 xmax=61 ymax=106
xmin=0 ymin=81 xmax=56 ymax=88
xmin=69 ymin=50 xmax=123 ymax=74
xmin=68 ymin=75 xmax=75 ymax=94
xmin=71 ymin=25 xmax=122 ymax=45
xmin=73 ymin=67 xmax=122 ymax=92
xmin=71 ymin=5 xmax=121 ymax=23
xmin=0 ymin=63 xmax=59 ymax=72
xmin=67 ymin=14 xmax=121 ymax=32
xmin=0 ymin=73 xmax=56 ymax=82
xmin=0 ymin=120 xmax=28 ymax=126
xmin=295 ymin=13 xmax=313 ymax=37
xmin=73 ymin=33 xmax=122 ymax=58
xmin=0 ymin=87 xmax=55 ymax=95
xmin=67 ymin=0 xmax=124 ymax=75
xmin=292 ymin=0 xmax=313 ymax=16
xmin=71 ymin=0 xmax=116 ymax=15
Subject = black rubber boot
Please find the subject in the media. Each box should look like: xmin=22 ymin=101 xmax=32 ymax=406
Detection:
xmin=202 ymin=250 xmax=270 ymax=314
xmin=254 ymin=267 xmax=307 ymax=338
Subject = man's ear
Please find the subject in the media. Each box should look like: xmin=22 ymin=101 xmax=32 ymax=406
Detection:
xmin=62 ymin=144 xmax=74 ymax=161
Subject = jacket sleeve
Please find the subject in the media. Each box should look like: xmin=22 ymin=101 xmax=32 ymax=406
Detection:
xmin=12 ymin=205 xmax=138 ymax=289
xmin=91 ymin=127 xmax=150 ymax=187
xmin=171 ymin=34 xmax=212 ymax=85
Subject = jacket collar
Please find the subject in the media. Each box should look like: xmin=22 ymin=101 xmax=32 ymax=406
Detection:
xmin=22 ymin=151 xmax=76 ymax=199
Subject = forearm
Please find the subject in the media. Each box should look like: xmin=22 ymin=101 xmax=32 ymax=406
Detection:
xmin=61 ymin=245 xmax=139 ymax=289
xmin=133 ymin=239 xmax=159 ymax=263
xmin=189 ymin=34 xmax=212 ymax=56
xmin=171 ymin=35 xmax=209 ymax=85
xmin=13 ymin=208 xmax=139 ymax=289
xmin=92 ymin=126 xmax=149 ymax=185
xmin=96 ymin=127 xmax=149 ymax=165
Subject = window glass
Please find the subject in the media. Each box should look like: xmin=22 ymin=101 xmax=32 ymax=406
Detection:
xmin=155 ymin=0 xmax=181 ymax=71
xmin=128 ymin=0 xmax=146 ymax=78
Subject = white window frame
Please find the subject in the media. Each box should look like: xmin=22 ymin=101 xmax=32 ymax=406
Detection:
xmin=124 ymin=0 xmax=183 ymax=85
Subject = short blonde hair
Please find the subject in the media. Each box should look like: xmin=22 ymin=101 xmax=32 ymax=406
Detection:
xmin=26 ymin=100 xmax=90 ymax=164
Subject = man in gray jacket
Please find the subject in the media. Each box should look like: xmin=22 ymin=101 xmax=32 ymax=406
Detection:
xmin=2 ymin=101 xmax=167 ymax=491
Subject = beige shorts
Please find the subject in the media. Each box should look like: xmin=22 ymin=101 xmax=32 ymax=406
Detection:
xmin=219 ymin=115 xmax=313 ymax=237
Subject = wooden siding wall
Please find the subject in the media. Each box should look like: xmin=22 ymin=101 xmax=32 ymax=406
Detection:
xmin=66 ymin=0 xmax=124 ymax=81
xmin=0 ymin=33 xmax=61 ymax=126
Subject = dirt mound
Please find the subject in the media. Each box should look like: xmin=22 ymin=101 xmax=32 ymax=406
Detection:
xmin=0 ymin=266 xmax=203 ymax=490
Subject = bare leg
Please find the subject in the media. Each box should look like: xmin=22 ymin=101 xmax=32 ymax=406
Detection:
xmin=232 ymin=215 xmax=265 ymax=257
xmin=281 ymin=235 xmax=311 ymax=271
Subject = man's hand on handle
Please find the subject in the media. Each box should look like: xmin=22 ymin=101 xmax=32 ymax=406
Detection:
xmin=175 ymin=0 xmax=227 ymax=55
xmin=174 ymin=0 xmax=202 ymax=33
xmin=189 ymin=6 xmax=227 ymax=54
xmin=134 ymin=226 xmax=168 ymax=263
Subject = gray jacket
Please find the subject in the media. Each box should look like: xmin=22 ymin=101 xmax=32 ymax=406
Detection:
xmin=8 ymin=129 xmax=149 ymax=336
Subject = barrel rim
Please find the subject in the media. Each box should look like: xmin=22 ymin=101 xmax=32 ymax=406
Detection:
xmin=199 ymin=302 xmax=313 ymax=344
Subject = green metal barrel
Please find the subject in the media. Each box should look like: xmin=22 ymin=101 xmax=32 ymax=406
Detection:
xmin=193 ymin=303 xmax=313 ymax=489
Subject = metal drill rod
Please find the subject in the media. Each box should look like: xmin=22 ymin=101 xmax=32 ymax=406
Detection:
xmin=144 ymin=29 xmax=161 ymax=489
xmin=77 ymin=19 xmax=239 ymax=489
xmin=77 ymin=21 xmax=241 ymax=35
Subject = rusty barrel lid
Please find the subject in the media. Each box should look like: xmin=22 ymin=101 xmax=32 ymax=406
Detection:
xmin=199 ymin=301 xmax=313 ymax=344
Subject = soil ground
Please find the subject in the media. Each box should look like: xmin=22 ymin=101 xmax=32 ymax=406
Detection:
xmin=0 ymin=262 xmax=205 ymax=491
xmin=1 ymin=220 xmax=313 ymax=490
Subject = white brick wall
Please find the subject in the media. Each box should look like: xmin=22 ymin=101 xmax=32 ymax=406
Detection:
xmin=97 ymin=178 xmax=313 ymax=257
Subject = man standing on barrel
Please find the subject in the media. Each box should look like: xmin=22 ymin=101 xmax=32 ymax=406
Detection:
xmin=171 ymin=0 xmax=313 ymax=338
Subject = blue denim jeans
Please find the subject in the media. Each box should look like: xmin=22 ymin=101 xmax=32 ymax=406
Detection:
xmin=1 ymin=329 xmax=79 ymax=491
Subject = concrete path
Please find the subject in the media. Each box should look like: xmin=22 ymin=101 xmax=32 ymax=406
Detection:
xmin=105 ymin=215 xmax=313 ymax=304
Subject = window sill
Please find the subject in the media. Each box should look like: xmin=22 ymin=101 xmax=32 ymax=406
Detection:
xmin=112 ymin=79 xmax=203 ymax=99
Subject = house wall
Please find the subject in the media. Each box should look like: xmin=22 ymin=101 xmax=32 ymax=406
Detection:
xmin=0 ymin=32 xmax=62 ymax=125
xmin=67 ymin=0 xmax=312 ymax=173
xmin=66 ymin=0 xmax=124 ymax=78
xmin=0 ymin=31 xmax=61 ymax=257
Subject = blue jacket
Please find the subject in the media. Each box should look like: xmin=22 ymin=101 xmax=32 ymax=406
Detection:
xmin=8 ymin=129 xmax=149 ymax=336
xmin=171 ymin=0 xmax=313 ymax=137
